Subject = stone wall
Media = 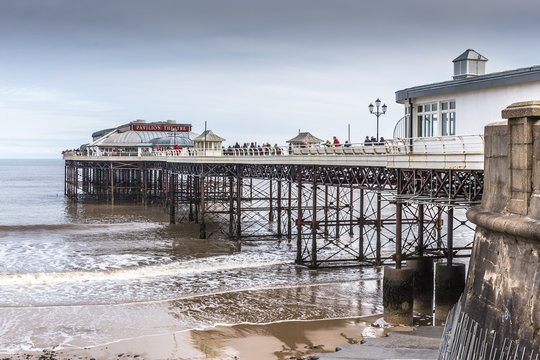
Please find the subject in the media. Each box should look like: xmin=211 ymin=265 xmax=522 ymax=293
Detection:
xmin=462 ymin=101 xmax=540 ymax=357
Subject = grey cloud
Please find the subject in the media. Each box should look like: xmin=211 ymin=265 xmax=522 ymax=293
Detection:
xmin=3 ymin=0 xmax=540 ymax=48
xmin=1 ymin=0 xmax=540 ymax=158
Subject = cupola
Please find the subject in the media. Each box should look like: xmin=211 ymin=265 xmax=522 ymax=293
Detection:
xmin=453 ymin=49 xmax=488 ymax=80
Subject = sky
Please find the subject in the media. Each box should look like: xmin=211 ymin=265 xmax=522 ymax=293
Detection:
xmin=1 ymin=0 xmax=540 ymax=158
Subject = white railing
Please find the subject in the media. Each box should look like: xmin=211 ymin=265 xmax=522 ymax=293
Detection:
xmin=392 ymin=116 xmax=408 ymax=139
xmin=385 ymin=135 xmax=484 ymax=154
xmin=63 ymin=135 xmax=484 ymax=159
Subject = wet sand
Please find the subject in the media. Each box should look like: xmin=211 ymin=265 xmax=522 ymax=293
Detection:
xmin=0 ymin=315 xmax=415 ymax=360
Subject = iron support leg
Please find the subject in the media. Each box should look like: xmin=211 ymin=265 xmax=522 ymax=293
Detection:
xmin=277 ymin=180 xmax=282 ymax=237
xmin=418 ymin=203 xmax=424 ymax=256
xmin=296 ymin=181 xmax=303 ymax=265
xmin=311 ymin=183 xmax=318 ymax=269
xmin=269 ymin=179 xmax=274 ymax=222
xmin=336 ymin=186 xmax=340 ymax=239
xmin=169 ymin=173 xmax=176 ymax=224
xmin=359 ymin=188 xmax=365 ymax=261
xmin=200 ymin=176 xmax=206 ymax=239
xmin=376 ymin=192 xmax=381 ymax=266
xmin=229 ymin=177 xmax=234 ymax=237
xmin=447 ymin=207 xmax=454 ymax=266
xmin=395 ymin=201 xmax=402 ymax=269
xmin=236 ymin=175 xmax=242 ymax=239
xmin=324 ymin=185 xmax=329 ymax=237
xmin=287 ymin=181 xmax=292 ymax=240
xmin=349 ymin=185 xmax=354 ymax=236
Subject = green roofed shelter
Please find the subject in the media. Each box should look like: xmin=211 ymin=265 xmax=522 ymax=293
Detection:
xmin=286 ymin=132 xmax=324 ymax=146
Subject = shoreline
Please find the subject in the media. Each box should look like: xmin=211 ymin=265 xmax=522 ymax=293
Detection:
xmin=0 ymin=314 xmax=420 ymax=360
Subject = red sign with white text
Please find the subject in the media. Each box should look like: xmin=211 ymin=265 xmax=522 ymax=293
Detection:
xmin=131 ymin=124 xmax=191 ymax=132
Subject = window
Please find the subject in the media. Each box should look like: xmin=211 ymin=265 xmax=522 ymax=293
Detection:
xmin=417 ymin=102 xmax=438 ymax=137
xmin=441 ymin=101 xmax=456 ymax=136
xmin=416 ymin=100 xmax=456 ymax=137
xmin=441 ymin=113 xmax=449 ymax=136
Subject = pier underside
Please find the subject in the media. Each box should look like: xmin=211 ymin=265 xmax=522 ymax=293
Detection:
xmin=65 ymin=160 xmax=483 ymax=268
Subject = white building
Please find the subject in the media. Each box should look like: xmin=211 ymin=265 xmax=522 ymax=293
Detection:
xmin=193 ymin=130 xmax=226 ymax=156
xmin=394 ymin=49 xmax=540 ymax=138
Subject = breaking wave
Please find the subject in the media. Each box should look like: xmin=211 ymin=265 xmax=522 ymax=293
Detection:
xmin=0 ymin=255 xmax=290 ymax=287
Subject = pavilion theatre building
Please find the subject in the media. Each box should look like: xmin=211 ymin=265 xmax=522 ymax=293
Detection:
xmin=394 ymin=49 xmax=540 ymax=138
xmin=87 ymin=120 xmax=197 ymax=155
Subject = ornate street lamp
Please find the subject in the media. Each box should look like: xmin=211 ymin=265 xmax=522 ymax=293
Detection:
xmin=368 ymin=98 xmax=387 ymax=142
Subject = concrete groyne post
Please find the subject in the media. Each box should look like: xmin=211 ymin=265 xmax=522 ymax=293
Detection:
xmin=434 ymin=262 xmax=465 ymax=323
xmin=383 ymin=199 xmax=415 ymax=325
xmin=456 ymin=101 xmax=540 ymax=357
xmin=408 ymin=258 xmax=434 ymax=313
xmin=383 ymin=266 xmax=414 ymax=325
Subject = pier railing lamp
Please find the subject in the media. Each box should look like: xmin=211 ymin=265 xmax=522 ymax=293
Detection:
xmin=368 ymin=98 xmax=387 ymax=141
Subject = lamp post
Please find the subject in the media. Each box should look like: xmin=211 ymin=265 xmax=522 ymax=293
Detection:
xmin=368 ymin=98 xmax=387 ymax=142
xmin=169 ymin=128 xmax=178 ymax=146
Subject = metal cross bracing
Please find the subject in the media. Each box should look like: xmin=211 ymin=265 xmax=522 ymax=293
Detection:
xmin=292 ymin=186 xmax=476 ymax=268
xmin=64 ymin=160 xmax=168 ymax=204
xmin=170 ymin=172 xmax=297 ymax=241
xmin=398 ymin=203 xmax=476 ymax=263
xmin=397 ymin=168 xmax=484 ymax=204
xmin=284 ymin=165 xmax=481 ymax=268
xmin=166 ymin=163 xmax=294 ymax=240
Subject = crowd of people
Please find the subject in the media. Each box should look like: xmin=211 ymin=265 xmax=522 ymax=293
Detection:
xmin=64 ymin=136 xmax=388 ymax=158
xmin=363 ymin=136 xmax=386 ymax=145
xmin=321 ymin=135 xmax=386 ymax=147
xmin=224 ymin=142 xmax=282 ymax=155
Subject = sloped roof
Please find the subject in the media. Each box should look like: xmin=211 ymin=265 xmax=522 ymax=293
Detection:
xmin=194 ymin=130 xmax=226 ymax=142
xmin=453 ymin=49 xmax=488 ymax=62
xmin=92 ymin=128 xmax=116 ymax=140
xmin=91 ymin=130 xmax=163 ymax=146
xmin=396 ymin=65 xmax=540 ymax=102
xmin=286 ymin=132 xmax=324 ymax=144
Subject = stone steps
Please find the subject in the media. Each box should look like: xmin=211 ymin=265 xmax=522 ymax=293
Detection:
xmin=317 ymin=326 xmax=443 ymax=360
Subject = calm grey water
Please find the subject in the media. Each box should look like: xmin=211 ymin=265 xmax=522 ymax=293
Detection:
xmin=0 ymin=159 xmax=386 ymax=353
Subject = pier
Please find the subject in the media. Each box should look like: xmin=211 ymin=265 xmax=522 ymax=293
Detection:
xmin=63 ymin=135 xmax=484 ymax=269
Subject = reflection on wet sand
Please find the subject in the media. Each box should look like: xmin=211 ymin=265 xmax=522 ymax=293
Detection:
xmin=167 ymin=280 xmax=383 ymax=327
xmin=189 ymin=316 xmax=385 ymax=359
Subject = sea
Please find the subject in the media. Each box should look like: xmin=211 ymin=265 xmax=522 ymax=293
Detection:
xmin=0 ymin=159 xmax=394 ymax=353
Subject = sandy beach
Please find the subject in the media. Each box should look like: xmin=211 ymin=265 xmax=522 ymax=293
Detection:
xmin=0 ymin=315 xmax=418 ymax=360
